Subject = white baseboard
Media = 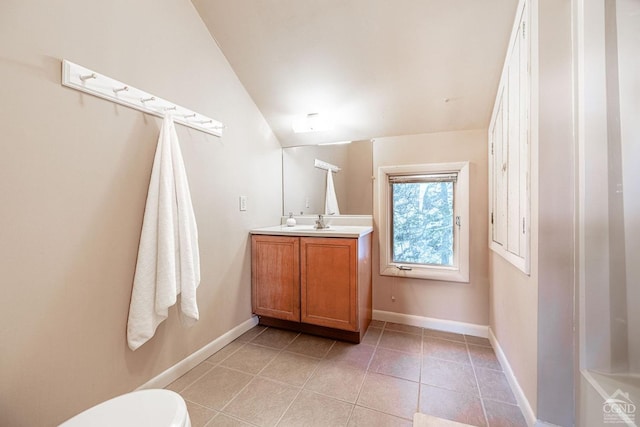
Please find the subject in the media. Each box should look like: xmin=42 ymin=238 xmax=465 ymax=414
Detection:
xmin=488 ymin=327 xmax=537 ymax=427
xmin=372 ymin=309 xmax=489 ymax=338
xmin=136 ymin=316 xmax=259 ymax=390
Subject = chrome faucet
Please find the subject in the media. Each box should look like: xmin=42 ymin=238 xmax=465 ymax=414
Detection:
xmin=314 ymin=214 xmax=329 ymax=229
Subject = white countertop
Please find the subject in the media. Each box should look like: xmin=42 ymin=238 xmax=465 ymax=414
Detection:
xmin=250 ymin=224 xmax=373 ymax=238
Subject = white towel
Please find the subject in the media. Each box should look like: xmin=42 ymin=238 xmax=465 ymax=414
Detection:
xmin=127 ymin=114 xmax=200 ymax=351
xmin=324 ymin=169 xmax=340 ymax=215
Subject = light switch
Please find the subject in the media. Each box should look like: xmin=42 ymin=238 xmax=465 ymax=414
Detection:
xmin=239 ymin=196 xmax=247 ymax=211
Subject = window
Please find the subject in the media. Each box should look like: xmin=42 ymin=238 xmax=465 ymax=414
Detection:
xmin=378 ymin=162 xmax=469 ymax=282
xmin=390 ymin=174 xmax=455 ymax=265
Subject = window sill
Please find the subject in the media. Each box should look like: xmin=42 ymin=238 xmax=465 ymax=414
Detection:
xmin=489 ymin=241 xmax=530 ymax=275
xmin=380 ymin=264 xmax=469 ymax=283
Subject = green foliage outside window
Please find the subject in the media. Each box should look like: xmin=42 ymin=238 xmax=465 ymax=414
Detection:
xmin=391 ymin=181 xmax=454 ymax=266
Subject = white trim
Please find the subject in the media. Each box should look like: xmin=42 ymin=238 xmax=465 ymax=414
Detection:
xmin=373 ymin=310 xmax=488 ymax=338
xmin=135 ymin=316 xmax=259 ymax=390
xmin=377 ymin=161 xmax=470 ymax=283
xmin=488 ymin=327 xmax=537 ymax=427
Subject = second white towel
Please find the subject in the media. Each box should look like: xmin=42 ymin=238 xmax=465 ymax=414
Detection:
xmin=325 ymin=169 xmax=340 ymax=215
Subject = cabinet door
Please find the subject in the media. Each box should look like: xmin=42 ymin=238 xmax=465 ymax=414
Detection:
xmin=488 ymin=0 xmax=530 ymax=274
xmin=251 ymin=235 xmax=300 ymax=321
xmin=300 ymin=237 xmax=358 ymax=331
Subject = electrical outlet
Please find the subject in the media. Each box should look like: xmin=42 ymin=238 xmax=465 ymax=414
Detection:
xmin=239 ymin=196 xmax=247 ymax=211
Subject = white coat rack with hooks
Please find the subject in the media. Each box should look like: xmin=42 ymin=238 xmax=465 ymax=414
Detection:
xmin=61 ymin=59 xmax=225 ymax=137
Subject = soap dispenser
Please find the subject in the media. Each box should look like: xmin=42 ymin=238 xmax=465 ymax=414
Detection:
xmin=286 ymin=212 xmax=296 ymax=227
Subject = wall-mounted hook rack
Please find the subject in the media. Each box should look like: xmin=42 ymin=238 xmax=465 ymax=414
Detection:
xmin=314 ymin=158 xmax=341 ymax=173
xmin=61 ymin=60 xmax=224 ymax=137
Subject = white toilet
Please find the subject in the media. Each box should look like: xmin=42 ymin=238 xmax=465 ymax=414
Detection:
xmin=59 ymin=389 xmax=191 ymax=427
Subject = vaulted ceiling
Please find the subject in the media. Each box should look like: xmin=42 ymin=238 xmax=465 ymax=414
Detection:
xmin=193 ymin=0 xmax=519 ymax=147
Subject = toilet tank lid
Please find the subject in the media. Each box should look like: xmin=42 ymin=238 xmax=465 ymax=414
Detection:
xmin=59 ymin=389 xmax=189 ymax=427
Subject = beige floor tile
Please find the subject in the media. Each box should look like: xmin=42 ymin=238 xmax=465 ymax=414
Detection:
xmin=181 ymin=366 xmax=253 ymax=410
xmin=220 ymin=343 xmax=279 ymax=374
xmin=278 ymin=390 xmax=353 ymax=427
xmin=423 ymin=329 xmax=466 ymax=343
xmin=419 ymin=385 xmax=486 ymax=427
xmin=324 ymin=341 xmax=375 ymax=370
xmin=285 ymin=334 xmax=335 ymax=358
xmin=385 ymin=322 xmax=423 ymax=336
xmin=421 ymin=357 xmax=479 ymax=395
xmin=185 ymin=401 xmax=217 ymax=427
xmin=378 ymin=330 xmax=423 ymax=354
xmin=166 ymin=362 xmax=215 ymax=393
xmin=259 ymin=351 xmax=320 ymax=387
xmin=423 ymin=337 xmax=470 ymax=364
xmin=464 ymin=335 xmax=491 ymax=347
xmin=234 ymin=325 xmax=267 ymax=343
xmin=222 ymin=377 xmax=298 ymax=427
xmin=304 ymin=360 xmax=366 ymax=403
xmin=369 ymin=347 xmax=421 ymax=382
xmin=361 ymin=327 xmax=382 ymax=346
xmin=413 ymin=412 xmax=477 ymax=427
xmin=348 ymin=406 xmax=413 ymax=426
xmin=250 ymin=328 xmax=299 ymax=349
xmin=475 ymin=368 xmax=516 ymax=404
xmin=206 ymin=413 xmax=254 ymax=426
xmin=206 ymin=341 xmax=245 ymax=365
xmin=370 ymin=320 xmax=385 ymax=328
xmin=483 ymin=400 xmax=528 ymax=427
xmin=357 ymin=372 xmax=419 ymax=420
xmin=468 ymin=344 xmax=502 ymax=371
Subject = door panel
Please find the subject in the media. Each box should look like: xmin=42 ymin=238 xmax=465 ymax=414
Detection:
xmin=300 ymin=237 xmax=357 ymax=331
xmin=251 ymin=235 xmax=300 ymax=321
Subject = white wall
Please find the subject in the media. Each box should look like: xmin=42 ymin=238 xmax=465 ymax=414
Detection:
xmin=372 ymin=130 xmax=490 ymax=326
xmin=0 ymin=1 xmax=282 ymax=425
xmin=617 ymin=0 xmax=640 ymax=375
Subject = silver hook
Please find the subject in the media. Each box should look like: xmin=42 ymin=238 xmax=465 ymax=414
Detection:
xmin=164 ymin=106 xmax=177 ymax=111
xmin=197 ymin=119 xmax=213 ymax=124
xmin=182 ymin=113 xmax=196 ymax=119
xmin=140 ymin=96 xmax=156 ymax=103
xmin=79 ymin=73 xmax=97 ymax=81
xmin=113 ymin=86 xmax=129 ymax=94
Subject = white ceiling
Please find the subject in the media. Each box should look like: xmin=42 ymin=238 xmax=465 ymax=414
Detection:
xmin=193 ymin=0 xmax=519 ymax=147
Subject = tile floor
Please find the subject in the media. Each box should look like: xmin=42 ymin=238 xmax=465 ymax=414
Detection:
xmin=166 ymin=321 xmax=528 ymax=427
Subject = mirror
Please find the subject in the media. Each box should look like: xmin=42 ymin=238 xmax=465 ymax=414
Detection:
xmin=282 ymin=140 xmax=373 ymax=216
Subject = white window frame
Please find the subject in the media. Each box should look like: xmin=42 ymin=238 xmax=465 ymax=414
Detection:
xmin=377 ymin=162 xmax=470 ymax=283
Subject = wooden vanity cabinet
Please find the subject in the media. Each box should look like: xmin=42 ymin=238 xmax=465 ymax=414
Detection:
xmin=251 ymin=232 xmax=372 ymax=343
